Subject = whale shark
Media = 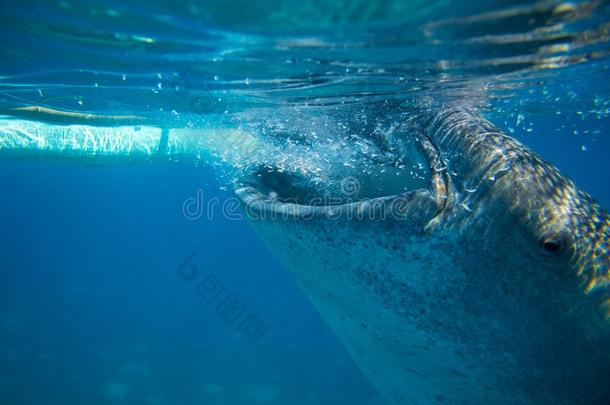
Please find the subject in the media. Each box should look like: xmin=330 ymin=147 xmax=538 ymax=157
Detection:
xmin=1 ymin=105 xmax=609 ymax=404
xmin=234 ymin=107 xmax=610 ymax=404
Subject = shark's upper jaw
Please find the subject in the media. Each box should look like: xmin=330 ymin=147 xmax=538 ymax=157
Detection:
xmin=234 ymin=130 xmax=450 ymax=225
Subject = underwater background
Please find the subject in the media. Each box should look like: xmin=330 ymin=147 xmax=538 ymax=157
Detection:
xmin=1 ymin=0 xmax=610 ymax=404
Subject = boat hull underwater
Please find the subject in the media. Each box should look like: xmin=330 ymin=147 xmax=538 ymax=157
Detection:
xmin=235 ymin=107 xmax=610 ymax=405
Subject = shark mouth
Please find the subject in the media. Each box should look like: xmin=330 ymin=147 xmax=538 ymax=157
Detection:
xmin=234 ymin=133 xmax=449 ymax=223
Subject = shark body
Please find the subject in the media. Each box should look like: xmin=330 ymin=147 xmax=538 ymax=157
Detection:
xmin=235 ymin=107 xmax=610 ymax=404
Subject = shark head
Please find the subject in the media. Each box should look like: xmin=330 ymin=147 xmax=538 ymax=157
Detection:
xmin=235 ymin=106 xmax=610 ymax=404
xmin=425 ymin=107 xmax=610 ymax=322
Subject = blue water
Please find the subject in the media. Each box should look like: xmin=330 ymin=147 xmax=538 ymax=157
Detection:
xmin=0 ymin=160 xmax=386 ymax=404
xmin=1 ymin=0 xmax=610 ymax=404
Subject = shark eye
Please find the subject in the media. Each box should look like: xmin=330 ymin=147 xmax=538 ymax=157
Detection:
xmin=540 ymin=235 xmax=564 ymax=255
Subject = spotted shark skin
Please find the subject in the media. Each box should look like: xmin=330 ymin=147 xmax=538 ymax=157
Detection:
xmin=235 ymin=107 xmax=610 ymax=405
